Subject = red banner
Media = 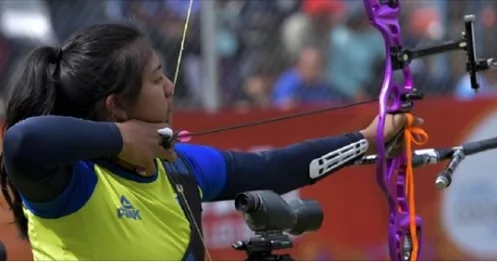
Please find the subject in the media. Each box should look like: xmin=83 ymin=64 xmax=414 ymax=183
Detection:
xmin=2 ymin=98 xmax=497 ymax=260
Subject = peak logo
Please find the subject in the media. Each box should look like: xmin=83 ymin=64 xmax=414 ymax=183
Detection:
xmin=117 ymin=195 xmax=142 ymax=220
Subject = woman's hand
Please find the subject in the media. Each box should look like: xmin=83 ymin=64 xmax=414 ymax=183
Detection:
xmin=360 ymin=114 xmax=424 ymax=155
xmin=116 ymin=120 xmax=177 ymax=176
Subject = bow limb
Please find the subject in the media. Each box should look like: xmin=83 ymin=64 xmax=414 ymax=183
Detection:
xmin=363 ymin=0 xmax=423 ymax=260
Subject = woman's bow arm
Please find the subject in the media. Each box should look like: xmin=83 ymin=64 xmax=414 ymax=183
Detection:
xmin=175 ymin=132 xmax=369 ymax=202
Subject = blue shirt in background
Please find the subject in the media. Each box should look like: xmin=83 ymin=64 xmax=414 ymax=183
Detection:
xmin=326 ymin=26 xmax=384 ymax=98
xmin=272 ymin=69 xmax=342 ymax=108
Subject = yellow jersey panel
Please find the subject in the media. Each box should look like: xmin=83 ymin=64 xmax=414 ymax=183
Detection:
xmin=24 ymin=159 xmax=191 ymax=260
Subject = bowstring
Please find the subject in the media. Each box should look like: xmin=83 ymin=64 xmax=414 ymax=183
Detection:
xmin=172 ymin=0 xmax=213 ymax=260
xmin=172 ymin=0 xmax=194 ymax=89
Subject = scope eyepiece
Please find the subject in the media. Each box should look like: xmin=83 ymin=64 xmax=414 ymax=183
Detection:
xmin=234 ymin=193 xmax=261 ymax=213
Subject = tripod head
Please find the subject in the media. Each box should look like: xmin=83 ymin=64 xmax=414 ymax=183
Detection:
xmin=232 ymin=232 xmax=294 ymax=261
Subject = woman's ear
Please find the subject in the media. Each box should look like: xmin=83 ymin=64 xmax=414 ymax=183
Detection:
xmin=105 ymin=94 xmax=129 ymax=122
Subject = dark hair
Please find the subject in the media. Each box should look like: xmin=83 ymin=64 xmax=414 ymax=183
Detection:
xmin=0 ymin=22 xmax=153 ymax=238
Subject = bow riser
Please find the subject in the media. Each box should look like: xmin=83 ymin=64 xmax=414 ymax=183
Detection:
xmin=363 ymin=0 xmax=497 ymax=260
xmin=363 ymin=0 xmax=420 ymax=260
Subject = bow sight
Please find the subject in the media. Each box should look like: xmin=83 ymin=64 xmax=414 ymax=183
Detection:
xmin=391 ymin=14 xmax=495 ymax=94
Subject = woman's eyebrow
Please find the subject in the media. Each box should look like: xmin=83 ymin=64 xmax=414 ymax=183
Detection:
xmin=151 ymin=64 xmax=162 ymax=74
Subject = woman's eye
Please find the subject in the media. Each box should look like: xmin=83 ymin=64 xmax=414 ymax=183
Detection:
xmin=154 ymin=75 xmax=164 ymax=83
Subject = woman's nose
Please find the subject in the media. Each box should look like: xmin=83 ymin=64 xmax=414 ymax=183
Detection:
xmin=164 ymin=77 xmax=174 ymax=97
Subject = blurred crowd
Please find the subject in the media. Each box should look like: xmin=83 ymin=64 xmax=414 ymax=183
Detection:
xmin=1 ymin=0 xmax=497 ymax=111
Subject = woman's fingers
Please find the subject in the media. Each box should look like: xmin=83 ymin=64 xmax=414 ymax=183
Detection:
xmin=412 ymin=117 xmax=424 ymax=127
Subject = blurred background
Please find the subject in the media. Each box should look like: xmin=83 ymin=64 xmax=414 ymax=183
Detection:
xmin=2 ymin=0 xmax=497 ymax=260
xmin=0 ymin=0 xmax=497 ymax=111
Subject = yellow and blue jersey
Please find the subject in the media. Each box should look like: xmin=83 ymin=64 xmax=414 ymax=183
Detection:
xmin=2 ymin=116 xmax=366 ymax=260
xmin=21 ymin=144 xmax=227 ymax=260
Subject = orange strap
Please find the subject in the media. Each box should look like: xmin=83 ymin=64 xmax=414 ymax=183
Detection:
xmin=403 ymin=113 xmax=428 ymax=261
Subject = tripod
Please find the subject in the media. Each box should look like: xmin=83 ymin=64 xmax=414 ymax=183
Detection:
xmin=232 ymin=233 xmax=294 ymax=261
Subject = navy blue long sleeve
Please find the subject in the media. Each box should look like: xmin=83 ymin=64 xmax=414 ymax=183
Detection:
xmin=3 ymin=116 xmax=122 ymax=201
xmin=3 ymin=115 xmax=366 ymax=206
xmin=219 ymin=132 xmax=365 ymax=199
xmin=175 ymin=133 xmax=365 ymax=201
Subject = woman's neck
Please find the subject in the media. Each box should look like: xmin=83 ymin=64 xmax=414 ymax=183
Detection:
xmin=110 ymin=157 xmax=157 ymax=176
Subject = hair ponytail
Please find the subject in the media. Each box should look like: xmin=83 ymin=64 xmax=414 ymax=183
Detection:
xmin=7 ymin=46 xmax=61 ymax=117
xmin=0 ymin=46 xmax=61 ymax=239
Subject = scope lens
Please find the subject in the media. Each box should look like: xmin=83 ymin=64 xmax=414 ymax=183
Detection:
xmin=234 ymin=193 xmax=260 ymax=213
xmin=287 ymin=199 xmax=323 ymax=235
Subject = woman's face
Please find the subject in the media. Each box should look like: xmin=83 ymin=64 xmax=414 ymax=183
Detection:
xmin=126 ymin=51 xmax=174 ymax=125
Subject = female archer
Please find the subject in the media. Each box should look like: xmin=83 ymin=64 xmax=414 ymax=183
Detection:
xmin=1 ymin=23 xmax=422 ymax=260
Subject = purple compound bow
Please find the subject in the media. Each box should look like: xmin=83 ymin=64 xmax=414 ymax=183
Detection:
xmin=363 ymin=0 xmax=496 ymax=260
